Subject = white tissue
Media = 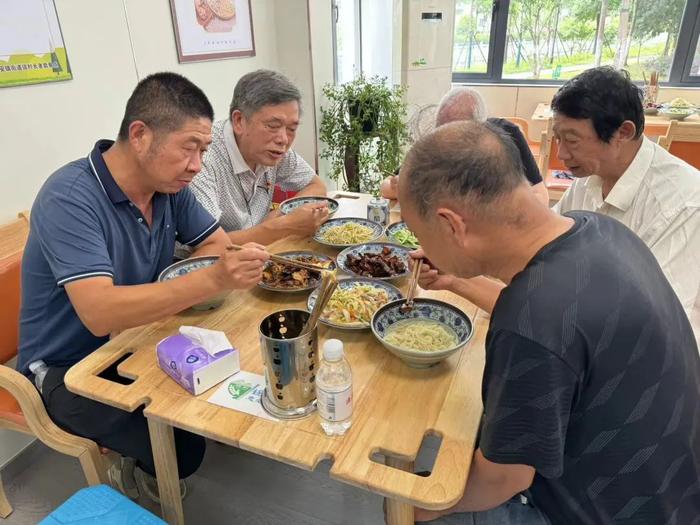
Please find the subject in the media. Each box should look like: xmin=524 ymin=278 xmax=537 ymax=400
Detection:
xmin=179 ymin=326 xmax=233 ymax=356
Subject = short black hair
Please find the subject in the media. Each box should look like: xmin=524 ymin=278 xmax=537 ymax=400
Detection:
xmin=551 ymin=66 xmax=644 ymax=142
xmin=117 ymin=72 xmax=214 ymax=141
xmin=403 ymin=121 xmax=527 ymax=218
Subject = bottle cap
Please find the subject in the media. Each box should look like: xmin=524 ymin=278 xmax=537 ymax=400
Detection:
xmin=322 ymin=339 xmax=344 ymax=361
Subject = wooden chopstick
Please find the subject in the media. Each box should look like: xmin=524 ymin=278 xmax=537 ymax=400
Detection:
xmin=226 ymin=244 xmax=331 ymax=273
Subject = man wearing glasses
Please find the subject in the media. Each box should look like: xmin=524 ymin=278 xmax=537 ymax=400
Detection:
xmin=187 ymin=70 xmax=328 ymax=248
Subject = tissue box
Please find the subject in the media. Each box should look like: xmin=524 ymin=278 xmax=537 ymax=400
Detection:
xmin=156 ymin=334 xmax=240 ymax=395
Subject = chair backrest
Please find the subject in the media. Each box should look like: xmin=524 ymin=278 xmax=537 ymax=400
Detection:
xmin=537 ymin=119 xmax=567 ymax=174
xmin=0 ymin=253 xmax=22 ymax=365
xmin=643 ymin=122 xmax=670 ymax=139
xmin=504 ymin=116 xmax=533 ymax=144
xmin=0 ymin=212 xmax=30 ymax=365
xmin=658 ymin=120 xmax=700 ymax=169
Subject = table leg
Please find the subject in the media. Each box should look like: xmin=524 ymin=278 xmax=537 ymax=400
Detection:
xmin=147 ymin=418 xmax=184 ymax=525
xmin=384 ymin=457 xmax=414 ymax=525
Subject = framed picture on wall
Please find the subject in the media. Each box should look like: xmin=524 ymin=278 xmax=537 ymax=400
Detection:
xmin=0 ymin=0 xmax=72 ymax=88
xmin=169 ymin=0 xmax=255 ymax=63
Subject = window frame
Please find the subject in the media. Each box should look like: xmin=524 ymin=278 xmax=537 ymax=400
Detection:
xmin=452 ymin=0 xmax=700 ymax=87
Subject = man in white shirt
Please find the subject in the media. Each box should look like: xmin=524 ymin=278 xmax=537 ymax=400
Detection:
xmin=189 ymin=70 xmax=328 ymax=246
xmin=414 ymin=67 xmax=700 ymax=346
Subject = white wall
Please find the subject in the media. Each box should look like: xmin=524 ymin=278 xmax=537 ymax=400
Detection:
xmin=273 ymin=0 xmax=317 ymax=166
xmin=0 ymin=0 xmax=316 ymax=466
xmin=0 ymin=0 xmax=320 ymax=223
xmin=308 ymin=0 xmax=337 ymax=188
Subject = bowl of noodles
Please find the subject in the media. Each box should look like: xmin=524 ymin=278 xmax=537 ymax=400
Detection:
xmin=371 ymin=298 xmax=473 ymax=368
xmin=307 ymin=278 xmax=403 ymax=330
xmin=313 ymin=217 xmax=383 ymax=249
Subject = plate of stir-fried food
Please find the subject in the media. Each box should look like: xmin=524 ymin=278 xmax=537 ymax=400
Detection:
xmin=337 ymin=243 xmax=411 ymax=280
xmin=307 ymin=277 xmax=403 ymax=329
xmin=259 ymin=251 xmax=336 ymax=292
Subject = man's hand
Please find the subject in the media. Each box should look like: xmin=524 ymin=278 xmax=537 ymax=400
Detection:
xmin=411 ymin=249 xmax=455 ymax=291
xmin=282 ymin=203 xmax=329 ymax=236
xmin=381 ymin=175 xmax=399 ymax=200
xmin=214 ymin=242 xmax=269 ymax=290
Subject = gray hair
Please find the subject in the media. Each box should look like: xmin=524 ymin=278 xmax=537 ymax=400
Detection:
xmin=230 ymin=70 xmax=302 ymax=118
xmin=402 ymin=121 xmax=526 ymax=218
xmin=435 ymin=87 xmax=487 ymax=127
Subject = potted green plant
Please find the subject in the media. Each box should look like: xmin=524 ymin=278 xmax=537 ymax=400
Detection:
xmin=319 ymin=75 xmax=409 ymax=196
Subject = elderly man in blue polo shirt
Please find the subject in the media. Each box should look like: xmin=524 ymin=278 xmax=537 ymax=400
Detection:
xmin=18 ymin=72 xmax=269 ymax=501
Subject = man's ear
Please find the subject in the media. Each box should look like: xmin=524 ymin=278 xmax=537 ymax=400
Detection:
xmin=231 ymin=110 xmax=245 ymax=135
xmin=617 ymin=120 xmax=638 ymax=142
xmin=436 ymin=207 xmax=468 ymax=248
xmin=128 ymin=120 xmax=152 ymax=155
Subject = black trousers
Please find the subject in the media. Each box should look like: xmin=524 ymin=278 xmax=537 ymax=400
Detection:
xmin=40 ymin=366 xmax=205 ymax=478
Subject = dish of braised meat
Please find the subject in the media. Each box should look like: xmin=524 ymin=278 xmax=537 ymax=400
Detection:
xmin=262 ymin=255 xmax=333 ymax=290
xmin=345 ymin=246 xmax=407 ymax=278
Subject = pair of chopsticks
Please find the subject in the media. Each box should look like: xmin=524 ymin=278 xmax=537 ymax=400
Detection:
xmin=302 ymin=271 xmax=338 ymax=334
xmin=226 ymin=244 xmax=330 ymax=273
xmin=400 ymin=258 xmax=423 ymax=313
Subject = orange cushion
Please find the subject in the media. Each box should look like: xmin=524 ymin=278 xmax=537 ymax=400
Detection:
xmin=669 ymin=142 xmax=700 ymax=170
xmin=0 ymin=252 xmax=22 ymax=365
xmin=0 ymin=387 xmax=25 ymax=428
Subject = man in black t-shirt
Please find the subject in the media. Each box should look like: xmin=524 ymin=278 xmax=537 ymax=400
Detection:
xmin=399 ymin=121 xmax=700 ymax=524
xmin=381 ymin=87 xmax=549 ymax=205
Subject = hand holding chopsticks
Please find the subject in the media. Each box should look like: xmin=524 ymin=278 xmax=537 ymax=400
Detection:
xmin=226 ymin=244 xmax=332 ymax=273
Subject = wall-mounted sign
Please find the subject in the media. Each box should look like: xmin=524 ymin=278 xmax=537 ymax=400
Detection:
xmin=0 ymin=0 xmax=72 ymax=88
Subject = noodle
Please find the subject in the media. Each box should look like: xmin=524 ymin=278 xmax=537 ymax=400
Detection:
xmin=384 ymin=319 xmax=457 ymax=352
xmin=321 ymin=222 xmax=375 ymax=244
xmin=322 ymin=284 xmax=389 ymax=324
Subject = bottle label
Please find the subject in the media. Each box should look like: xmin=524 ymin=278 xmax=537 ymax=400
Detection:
xmin=317 ymin=385 xmax=353 ymax=422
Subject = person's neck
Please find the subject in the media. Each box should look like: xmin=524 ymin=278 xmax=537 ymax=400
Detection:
xmin=599 ymin=138 xmax=643 ymax=198
xmin=102 ymin=141 xmax=155 ymax=209
xmin=487 ymin=204 xmax=575 ymax=285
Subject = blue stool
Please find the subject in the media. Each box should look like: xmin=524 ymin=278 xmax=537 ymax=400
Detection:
xmin=39 ymin=485 xmax=165 ymax=524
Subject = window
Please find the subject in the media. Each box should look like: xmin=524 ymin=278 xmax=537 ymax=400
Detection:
xmin=453 ymin=0 xmax=494 ymax=75
xmin=333 ymin=0 xmax=394 ymax=85
xmin=452 ymin=0 xmax=700 ymax=85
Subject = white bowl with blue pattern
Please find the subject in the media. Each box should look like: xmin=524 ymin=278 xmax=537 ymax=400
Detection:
xmin=336 ymin=242 xmax=411 ymax=281
xmin=313 ymin=217 xmax=384 ymax=249
xmin=279 ymin=196 xmax=339 ymax=216
xmin=371 ymin=298 xmax=473 ymax=368
xmin=158 ymin=256 xmax=227 ymax=311
xmin=307 ymin=277 xmax=403 ymax=330
xmin=385 ymin=221 xmax=420 ymax=249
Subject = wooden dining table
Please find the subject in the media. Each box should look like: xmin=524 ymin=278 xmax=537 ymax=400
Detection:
xmin=64 ymin=192 xmax=487 ymax=525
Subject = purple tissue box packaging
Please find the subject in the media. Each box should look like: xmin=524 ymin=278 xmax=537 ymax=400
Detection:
xmin=156 ymin=334 xmax=240 ymax=395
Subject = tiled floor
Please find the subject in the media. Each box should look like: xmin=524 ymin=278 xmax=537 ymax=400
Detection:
xmin=1 ymin=436 xmax=433 ymax=524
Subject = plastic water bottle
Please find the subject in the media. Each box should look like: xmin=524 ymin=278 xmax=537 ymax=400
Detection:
xmin=317 ymin=339 xmax=353 ymax=436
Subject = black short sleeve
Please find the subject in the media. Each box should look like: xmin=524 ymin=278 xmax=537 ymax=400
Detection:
xmin=480 ymin=329 xmax=579 ymax=479
xmin=488 ymin=118 xmax=543 ymax=185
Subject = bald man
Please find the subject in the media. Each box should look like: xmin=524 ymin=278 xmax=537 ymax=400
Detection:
xmin=400 ymin=120 xmax=699 ymax=524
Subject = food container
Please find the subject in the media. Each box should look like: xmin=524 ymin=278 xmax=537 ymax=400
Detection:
xmin=259 ymin=309 xmax=319 ymax=419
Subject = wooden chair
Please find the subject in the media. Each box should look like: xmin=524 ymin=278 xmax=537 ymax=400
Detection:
xmin=505 ymin=116 xmax=541 ymax=158
xmin=537 ymin=120 xmax=571 ymax=203
xmin=658 ymin=120 xmax=700 ymax=169
xmin=0 ymin=212 xmax=111 ymax=518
